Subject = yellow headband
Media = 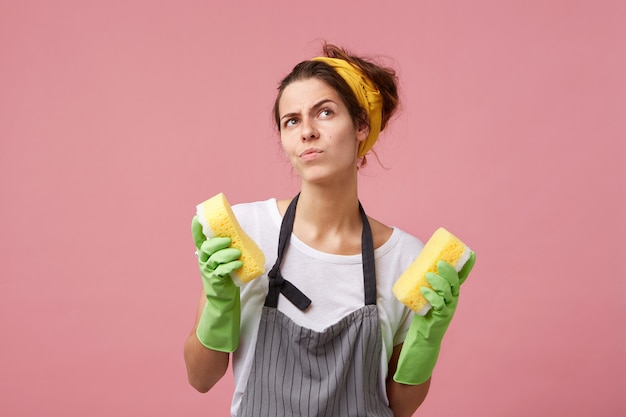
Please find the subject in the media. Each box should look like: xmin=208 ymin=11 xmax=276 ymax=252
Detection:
xmin=312 ymin=57 xmax=382 ymax=157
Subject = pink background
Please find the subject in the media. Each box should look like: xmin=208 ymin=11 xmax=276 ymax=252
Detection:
xmin=1 ymin=1 xmax=624 ymax=416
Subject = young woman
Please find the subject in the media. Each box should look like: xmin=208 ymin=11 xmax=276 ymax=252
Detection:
xmin=184 ymin=43 xmax=475 ymax=417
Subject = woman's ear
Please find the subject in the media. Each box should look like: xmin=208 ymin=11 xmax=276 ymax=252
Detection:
xmin=356 ymin=121 xmax=370 ymax=143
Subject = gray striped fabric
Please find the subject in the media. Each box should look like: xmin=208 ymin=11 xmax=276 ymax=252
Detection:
xmin=238 ymin=305 xmax=393 ymax=417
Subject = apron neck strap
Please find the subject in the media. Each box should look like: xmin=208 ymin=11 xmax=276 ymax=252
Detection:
xmin=265 ymin=193 xmax=378 ymax=310
xmin=265 ymin=194 xmax=312 ymax=310
xmin=359 ymin=202 xmax=377 ymax=305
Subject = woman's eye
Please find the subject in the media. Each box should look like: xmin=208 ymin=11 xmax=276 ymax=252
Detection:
xmin=284 ymin=118 xmax=298 ymax=128
xmin=319 ymin=109 xmax=333 ymax=118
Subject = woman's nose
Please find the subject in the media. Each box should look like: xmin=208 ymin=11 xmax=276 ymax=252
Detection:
xmin=301 ymin=119 xmax=319 ymax=141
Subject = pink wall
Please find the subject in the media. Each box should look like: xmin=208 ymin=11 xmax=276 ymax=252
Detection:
xmin=1 ymin=1 xmax=624 ymax=416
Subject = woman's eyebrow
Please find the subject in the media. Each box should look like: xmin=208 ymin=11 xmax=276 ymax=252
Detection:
xmin=310 ymin=98 xmax=336 ymax=112
xmin=280 ymin=111 xmax=299 ymax=122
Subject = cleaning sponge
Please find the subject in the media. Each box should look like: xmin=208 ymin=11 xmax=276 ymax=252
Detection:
xmin=393 ymin=227 xmax=471 ymax=315
xmin=195 ymin=193 xmax=265 ymax=284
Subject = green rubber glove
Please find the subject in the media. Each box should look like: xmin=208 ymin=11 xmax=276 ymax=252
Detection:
xmin=393 ymin=252 xmax=476 ymax=385
xmin=192 ymin=216 xmax=243 ymax=353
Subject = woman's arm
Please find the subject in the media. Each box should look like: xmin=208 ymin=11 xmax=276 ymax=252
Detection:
xmin=183 ymin=292 xmax=230 ymax=393
xmin=387 ymin=344 xmax=431 ymax=417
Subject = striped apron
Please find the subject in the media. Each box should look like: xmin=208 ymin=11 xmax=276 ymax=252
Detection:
xmin=237 ymin=194 xmax=393 ymax=417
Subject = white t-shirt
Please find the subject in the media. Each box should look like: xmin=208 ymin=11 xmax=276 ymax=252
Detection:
xmin=228 ymin=198 xmax=424 ymax=417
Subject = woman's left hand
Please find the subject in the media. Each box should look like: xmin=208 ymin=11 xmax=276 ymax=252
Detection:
xmin=393 ymin=252 xmax=475 ymax=385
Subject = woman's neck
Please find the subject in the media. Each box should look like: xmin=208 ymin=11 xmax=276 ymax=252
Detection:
xmin=289 ymin=183 xmax=364 ymax=255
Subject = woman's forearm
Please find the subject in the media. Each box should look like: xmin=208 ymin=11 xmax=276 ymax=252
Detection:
xmin=184 ymin=331 xmax=229 ymax=392
xmin=387 ymin=378 xmax=431 ymax=417
xmin=183 ymin=293 xmax=230 ymax=393
xmin=387 ymin=343 xmax=431 ymax=416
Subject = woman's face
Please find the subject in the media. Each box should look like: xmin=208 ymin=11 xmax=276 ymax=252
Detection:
xmin=278 ymin=78 xmax=368 ymax=184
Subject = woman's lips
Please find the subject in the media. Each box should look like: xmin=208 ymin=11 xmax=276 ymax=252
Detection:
xmin=299 ymin=148 xmax=323 ymax=161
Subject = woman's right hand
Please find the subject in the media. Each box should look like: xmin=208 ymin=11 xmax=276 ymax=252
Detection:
xmin=192 ymin=216 xmax=242 ymax=353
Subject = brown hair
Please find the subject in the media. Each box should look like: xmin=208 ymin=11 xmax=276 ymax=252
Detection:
xmin=272 ymin=43 xmax=399 ymax=166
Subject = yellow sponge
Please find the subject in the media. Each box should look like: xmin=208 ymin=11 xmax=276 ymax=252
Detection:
xmin=393 ymin=227 xmax=471 ymax=315
xmin=196 ymin=193 xmax=265 ymax=284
